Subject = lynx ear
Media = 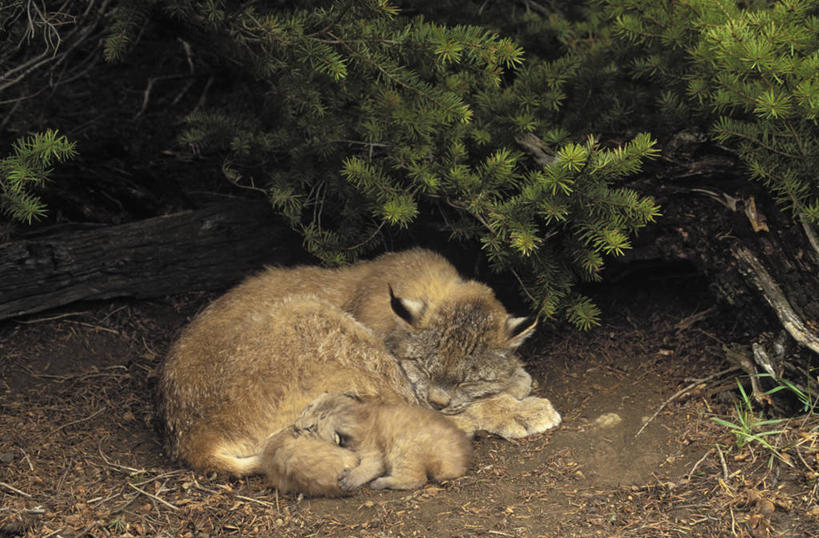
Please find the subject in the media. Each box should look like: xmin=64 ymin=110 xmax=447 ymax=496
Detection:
xmin=335 ymin=431 xmax=352 ymax=448
xmin=506 ymin=316 xmax=537 ymax=349
xmin=389 ymin=284 xmax=425 ymax=326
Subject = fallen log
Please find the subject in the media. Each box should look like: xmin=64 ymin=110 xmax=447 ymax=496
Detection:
xmin=0 ymin=200 xmax=302 ymax=321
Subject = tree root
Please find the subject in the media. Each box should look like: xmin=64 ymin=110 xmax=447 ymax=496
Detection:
xmin=732 ymin=246 xmax=819 ymax=356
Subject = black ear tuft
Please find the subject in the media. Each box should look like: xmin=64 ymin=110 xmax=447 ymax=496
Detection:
xmin=389 ymin=284 xmax=424 ymax=326
xmin=335 ymin=431 xmax=352 ymax=448
xmin=389 ymin=284 xmax=412 ymax=324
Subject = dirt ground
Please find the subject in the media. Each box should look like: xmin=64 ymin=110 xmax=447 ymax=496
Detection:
xmin=2 ymin=272 xmax=818 ymax=537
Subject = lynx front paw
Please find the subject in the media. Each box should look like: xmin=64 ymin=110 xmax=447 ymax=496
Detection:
xmin=369 ymin=475 xmax=425 ymax=490
xmin=338 ymin=455 xmax=385 ymax=491
xmin=336 ymin=449 xmax=361 ymax=474
xmin=497 ymin=395 xmax=561 ymax=439
xmin=452 ymin=393 xmax=561 ymax=439
xmin=338 ymin=468 xmax=355 ymax=491
xmin=338 ymin=466 xmax=370 ymax=491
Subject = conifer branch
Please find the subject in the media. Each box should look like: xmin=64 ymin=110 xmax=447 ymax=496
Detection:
xmin=326 ymin=31 xmax=470 ymax=123
xmin=715 ymin=125 xmax=803 ymax=160
xmin=1 ymin=130 xmax=77 ymax=224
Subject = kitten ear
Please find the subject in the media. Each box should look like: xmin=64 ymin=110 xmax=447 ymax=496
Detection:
xmin=506 ymin=315 xmax=537 ymax=349
xmin=389 ymin=284 xmax=425 ymax=326
xmin=335 ymin=432 xmax=352 ymax=448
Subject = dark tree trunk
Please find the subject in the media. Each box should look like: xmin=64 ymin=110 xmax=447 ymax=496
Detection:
xmin=0 ymin=200 xmax=306 ymax=321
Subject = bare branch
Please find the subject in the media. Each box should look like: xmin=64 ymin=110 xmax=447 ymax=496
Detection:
xmin=515 ymin=132 xmax=556 ymax=167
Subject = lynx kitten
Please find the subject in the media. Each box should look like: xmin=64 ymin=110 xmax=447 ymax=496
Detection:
xmin=296 ymin=392 xmax=471 ymax=491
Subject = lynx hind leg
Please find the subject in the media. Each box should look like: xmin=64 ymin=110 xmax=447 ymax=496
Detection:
xmin=261 ymin=430 xmax=360 ymax=497
xmin=369 ymin=461 xmax=428 ymax=491
xmin=427 ymin=445 xmax=470 ymax=483
xmin=449 ymin=393 xmax=561 ymax=440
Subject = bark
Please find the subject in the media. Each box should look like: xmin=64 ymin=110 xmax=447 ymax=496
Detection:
xmin=0 ymin=200 xmax=304 ymax=321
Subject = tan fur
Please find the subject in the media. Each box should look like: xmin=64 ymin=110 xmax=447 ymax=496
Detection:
xmin=295 ymin=393 xmax=471 ymax=491
xmin=259 ymin=429 xmax=360 ymax=497
xmin=158 ymin=248 xmax=561 ymax=496
xmin=158 ymin=295 xmax=415 ymax=494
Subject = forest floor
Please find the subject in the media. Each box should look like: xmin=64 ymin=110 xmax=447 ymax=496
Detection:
xmin=1 ymin=271 xmax=818 ymax=537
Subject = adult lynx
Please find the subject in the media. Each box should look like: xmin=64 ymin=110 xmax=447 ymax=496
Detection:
xmin=158 ymin=249 xmax=560 ymax=496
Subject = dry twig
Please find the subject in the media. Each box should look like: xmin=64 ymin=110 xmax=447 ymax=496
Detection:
xmin=14 ymin=311 xmax=88 ymax=324
xmin=48 ymin=406 xmax=106 ymax=435
xmin=235 ymin=494 xmax=277 ymax=508
xmin=716 ymin=445 xmax=730 ymax=481
xmin=801 ymin=215 xmax=819 ymax=262
xmin=98 ymin=441 xmax=145 ymax=474
xmin=636 ymin=367 xmax=740 ymax=437
xmin=0 ymin=482 xmax=31 ymax=497
xmin=127 ymin=482 xmax=179 ymax=511
xmin=24 ymin=366 xmax=128 ymax=384
xmin=675 ymin=307 xmax=716 ymax=332
xmin=687 ymin=448 xmax=715 ymax=480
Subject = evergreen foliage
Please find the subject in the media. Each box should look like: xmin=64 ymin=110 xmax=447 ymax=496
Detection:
xmin=104 ymin=0 xmax=156 ymax=62
xmin=160 ymin=0 xmax=661 ymax=328
xmin=0 ymin=130 xmax=77 ymax=224
xmin=602 ymin=0 xmax=819 ymax=224
xmin=2 ymin=0 xmax=815 ymax=329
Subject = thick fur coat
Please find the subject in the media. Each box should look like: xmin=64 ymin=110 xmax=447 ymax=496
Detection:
xmin=158 ymin=249 xmax=560 ymax=496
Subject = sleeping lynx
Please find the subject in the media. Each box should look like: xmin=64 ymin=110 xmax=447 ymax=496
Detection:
xmin=295 ymin=392 xmax=471 ymax=491
xmin=158 ymin=248 xmax=561 ymax=496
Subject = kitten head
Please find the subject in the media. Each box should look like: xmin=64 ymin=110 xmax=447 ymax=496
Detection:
xmin=294 ymin=392 xmax=363 ymax=446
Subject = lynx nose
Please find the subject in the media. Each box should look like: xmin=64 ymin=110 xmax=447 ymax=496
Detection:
xmin=427 ymin=385 xmax=451 ymax=409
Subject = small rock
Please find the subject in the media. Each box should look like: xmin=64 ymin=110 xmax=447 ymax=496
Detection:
xmin=0 ymin=451 xmax=15 ymax=464
xmin=593 ymin=412 xmax=623 ymax=429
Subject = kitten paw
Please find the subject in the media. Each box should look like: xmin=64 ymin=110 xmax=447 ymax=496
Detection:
xmin=338 ymin=468 xmax=356 ymax=491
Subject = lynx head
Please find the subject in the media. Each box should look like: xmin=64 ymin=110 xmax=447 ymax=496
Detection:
xmin=294 ymin=392 xmax=362 ymax=447
xmin=385 ymin=283 xmax=537 ymax=412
